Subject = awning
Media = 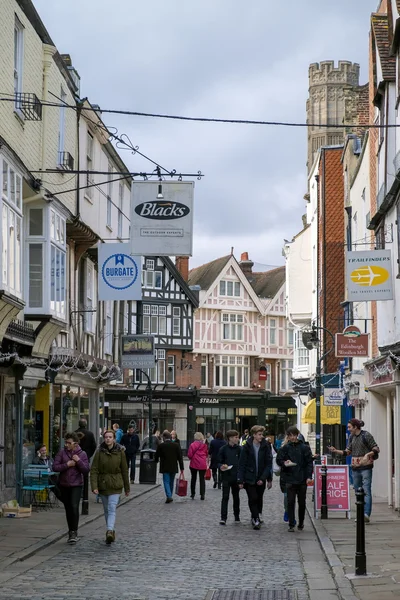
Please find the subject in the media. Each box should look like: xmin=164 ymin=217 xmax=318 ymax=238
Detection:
xmin=301 ymin=397 xmax=341 ymax=425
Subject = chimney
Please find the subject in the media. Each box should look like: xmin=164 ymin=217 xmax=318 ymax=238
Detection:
xmin=239 ymin=252 xmax=254 ymax=279
xmin=175 ymin=256 xmax=189 ymax=281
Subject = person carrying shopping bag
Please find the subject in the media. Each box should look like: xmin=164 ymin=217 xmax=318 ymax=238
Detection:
xmin=155 ymin=430 xmax=184 ymax=503
xmin=187 ymin=432 xmax=209 ymax=500
xmin=91 ymin=429 xmax=130 ymax=544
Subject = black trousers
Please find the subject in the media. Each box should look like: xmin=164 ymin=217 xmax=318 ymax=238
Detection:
xmin=60 ymin=486 xmax=82 ymax=532
xmin=287 ymin=483 xmax=307 ymax=527
xmin=212 ymin=468 xmax=221 ymax=487
xmin=126 ymin=454 xmax=136 ymax=481
xmin=190 ymin=467 xmax=205 ymax=497
xmin=221 ymin=481 xmax=240 ymax=520
xmin=244 ymin=482 xmax=266 ymax=520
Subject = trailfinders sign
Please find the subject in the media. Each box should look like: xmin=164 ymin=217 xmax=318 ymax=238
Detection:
xmin=98 ymin=243 xmax=141 ymax=301
xmin=346 ymin=250 xmax=393 ymax=301
xmin=130 ymin=181 xmax=194 ymax=256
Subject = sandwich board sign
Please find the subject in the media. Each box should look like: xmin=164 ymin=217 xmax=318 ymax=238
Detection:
xmin=314 ymin=465 xmax=351 ymax=519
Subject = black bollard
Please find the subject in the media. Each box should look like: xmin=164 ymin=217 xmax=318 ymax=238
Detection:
xmin=355 ymin=486 xmax=367 ymax=576
xmin=321 ymin=464 xmax=328 ymax=519
xmin=81 ymin=473 xmax=89 ymax=515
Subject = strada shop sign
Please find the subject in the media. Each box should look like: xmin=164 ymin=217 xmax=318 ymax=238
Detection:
xmin=314 ymin=465 xmax=350 ymax=515
xmin=335 ymin=325 xmax=369 ymax=358
xmin=131 ymin=181 xmax=194 ymax=256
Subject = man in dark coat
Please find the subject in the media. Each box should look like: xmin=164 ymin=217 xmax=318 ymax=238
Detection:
xmin=121 ymin=425 xmax=140 ymax=483
xmin=155 ymin=430 xmax=184 ymax=503
xmin=75 ymin=419 xmax=97 ymax=460
xmin=276 ymin=426 xmax=313 ymax=532
xmin=218 ymin=429 xmax=241 ymax=525
xmin=237 ymin=425 xmax=273 ymax=530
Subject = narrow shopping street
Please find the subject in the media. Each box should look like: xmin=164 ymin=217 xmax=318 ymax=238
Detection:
xmin=0 ymin=479 xmax=337 ymax=600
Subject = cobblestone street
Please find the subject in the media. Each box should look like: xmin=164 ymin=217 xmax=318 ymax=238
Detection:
xmin=0 ymin=476 xmax=340 ymax=600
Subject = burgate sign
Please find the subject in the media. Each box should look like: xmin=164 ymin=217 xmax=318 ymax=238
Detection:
xmin=98 ymin=243 xmax=142 ymax=301
xmin=131 ymin=181 xmax=194 ymax=256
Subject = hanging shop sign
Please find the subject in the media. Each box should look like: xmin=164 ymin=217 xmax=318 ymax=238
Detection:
xmin=259 ymin=365 xmax=267 ymax=381
xmin=98 ymin=243 xmax=141 ymax=301
xmin=323 ymin=388 xmax=345 ymax=406
xmin=120 ymin=335 xmax=155 ymax=369
xmin=335 ymin=325 xmax=369 ymax=358
xmin=314 ymin=465 xmax=351 ymax=516
xmin=130 ymin=181 xmax=194 ymax=256
xmin=346 ymin=250 xmax=393 ymax=301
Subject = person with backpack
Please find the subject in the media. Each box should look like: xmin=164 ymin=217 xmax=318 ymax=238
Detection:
xmin=328 ymin=418 xmax=379 ymax=523
xmin=218 ymin=430 xmax=242 ymax=525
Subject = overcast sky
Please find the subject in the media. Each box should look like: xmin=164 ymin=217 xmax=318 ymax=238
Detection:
xmin=33 ymin=0 xmax=378 ymax=269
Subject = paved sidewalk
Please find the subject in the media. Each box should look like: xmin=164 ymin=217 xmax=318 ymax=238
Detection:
xmin=0 ymin=481 xmax=159 ymax=568
xmin=308 ymin=491 xmax=400 ymax=599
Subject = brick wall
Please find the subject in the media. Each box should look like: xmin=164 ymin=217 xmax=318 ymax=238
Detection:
xmin=169 ymin=351 xmax=201 ymax=388
xmin=319 ymin=147 xmax=345 ymax=373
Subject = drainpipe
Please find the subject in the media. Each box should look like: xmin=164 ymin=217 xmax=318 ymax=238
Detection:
xmin=75 ymin=101 xmax=83 ymax=219
xmin=41 ymin=45 xmax=57 ymax=172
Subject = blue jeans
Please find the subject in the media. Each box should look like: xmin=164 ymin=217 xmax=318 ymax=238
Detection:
xmin=100 ymin=494 xmax=120 ymax=530
xmin=162 ymin=473 xmax=176 ymax=498
xmin=352 ymin=468 xmax=373 ymax=517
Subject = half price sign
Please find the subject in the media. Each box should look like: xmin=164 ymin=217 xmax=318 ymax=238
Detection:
xmin=314 ymin=465 xmax=350 ymax=512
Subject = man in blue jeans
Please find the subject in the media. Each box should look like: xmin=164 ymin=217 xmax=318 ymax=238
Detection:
xmin=329 ymin=418 xmax=379 ymax=523
xmin=155 ymin=430 xmax=184 ymax=503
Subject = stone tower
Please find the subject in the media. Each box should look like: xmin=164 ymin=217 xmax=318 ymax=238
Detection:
xmin=307 ymin=61 xmax=360 ymax=172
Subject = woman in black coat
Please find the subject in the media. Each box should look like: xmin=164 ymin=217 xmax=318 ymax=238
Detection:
xmin=208 ymin=431 xmax=226 ymax=489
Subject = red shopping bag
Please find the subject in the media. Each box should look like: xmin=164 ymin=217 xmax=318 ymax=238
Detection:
xmin=205 ymin=467 xmax=211 ymax=481
xmin=175 ymin=473 xmax=188 ymax=497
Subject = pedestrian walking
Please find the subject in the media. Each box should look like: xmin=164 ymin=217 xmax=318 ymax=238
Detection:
xmin=276 ymin=426 xmax=313 ymax=533
xmin=218 ymin=430 xmax=241 ymax=525
xmin=205 ymin=432 xmax=214 ymax=446
xmin=155 ymin=430 xmax=184 ymax=503
xmin=276 ymin=434 xmax=291 ymax=523
xmin=53 ymin=432 xmax=90 ymax=544
xmin=171 ymin=430 xmax=181 ymax=445
xmin=328 ymin=418 xmax=379 ymax=522
xmin=187 ymin=432 xmax=209 ymax=500
xmin=112 ymin=423 xmax=123 ymax=444
xmin=209 ymin=431 xmax=226 ymax=489
xmin=91 ymin=429 xmax=130 ymax=545
xmin=75 ymin=419 xmax=97 ymax=460
xmin=240 ymin=429 xmax=249 ymax=446
xmin=237 ymin=425 xmax=273 ymax=530
xmin=121 ymin=425 xmax=140 ymax=483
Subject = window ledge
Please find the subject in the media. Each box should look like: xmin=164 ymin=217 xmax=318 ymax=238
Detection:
xmin=14 ymin=109 xmax=25 ymax=127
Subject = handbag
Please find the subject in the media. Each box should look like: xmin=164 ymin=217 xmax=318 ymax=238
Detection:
xmin=205 ymin=467 xmax=211 ymax=480
xmin=175 ymin=473 xmax=188 ymax=497
xmin=272 ymin=448 xmax=281 ymax=476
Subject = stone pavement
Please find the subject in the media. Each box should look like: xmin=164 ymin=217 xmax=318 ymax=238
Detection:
xmin=307 ymin=492 xmax=400 ymax=599
xmin=0 ymin=469 xmax=342 ymax=600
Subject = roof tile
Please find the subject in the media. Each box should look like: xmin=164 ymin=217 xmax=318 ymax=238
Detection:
xmin=371 ymin=14 xmax=396 ymax=81
xmin=249 ymin=266 xmax=285 ymax=299
xmin=188 ymin=255 xmax=231 ymax=289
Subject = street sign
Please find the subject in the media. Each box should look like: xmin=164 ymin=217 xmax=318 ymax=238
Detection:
xmin=98 ymin=243 xmax=141 ymax=301
xmin=335 ymin=325 xmax=369 ymax=358
xmin=346 ymin=249 xmax=393 ymax=301
xmin=323 ymin=388 xmax=345 ymax=406
xmin=314 ymin=465 xmax=351 ymax=516
xmin=120 ymin=335 xmax=155 ymax=369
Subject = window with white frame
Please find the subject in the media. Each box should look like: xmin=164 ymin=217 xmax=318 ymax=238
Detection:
xmin=85 ymin=260 xmax=95 ymax=333
xmin=294 ymin=330 xmax=310 ymax=368
xmin=117 ymin=182 xmax=123 ymax=238
xmin=173 ymin=307 xmax=181 ymax=336
xmin=269 ymin=318 xmax=276 ymax=345
xmin=215 ymin=355 xmax=249 ymax=388
xmin=107 ymin=162 xmax=112 ymax=227
xmin=142 ymin=304 xmax=167 ymax=335
xmin=2 ymin=159 xmax=22 ymax=297
xmin=14 ymin=16 xmax=24 ymax=113
xmin=134 ymin=349 xmax=166 ymax=384
xmin=50 ymin=209 xmax=66 ymax=318
xmin=86 ymin=133 xmax=94 ymax=199
xmin=167 ymin=355 xmax=175 ymax=384
xmin=264 ymin=363 xmax=272 ymax=391
xmin=105 ymin=301 xmax=113 ymax=355
xmin=146 ymin=259 xmax=155 ymax=270
xmin=287 ymin=325 xmax=294 ymax=346
xmin=57 ymin=87 xmax=67 ymax=164
xmin=144 ymin=269 xmax=162 ymax=289
xmin=201 ymin=354 xmax=208 ymax=387
xmin=280 ymin=360 xmax=293 ymax=391
xmin=222 ymin=313 xmax=243 ymax=341
xmin=219 ymin=280 xmax=240 ymax=297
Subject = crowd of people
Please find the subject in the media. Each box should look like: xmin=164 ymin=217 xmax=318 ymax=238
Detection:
xmin=43 ymin=416 xmax=379 ymax=546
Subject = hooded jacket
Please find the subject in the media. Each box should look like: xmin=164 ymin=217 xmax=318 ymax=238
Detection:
xmin=237 ymin=437 xmax=273 ymax=485
xmin=53 ymin=445 xmax=90 ymax=487
xmin=90 ymin=442 xmax=130 ymax=496
xmin=187 ymin=440 xmax=208 ymax=470
xmin=218 ymin=443 xmax=242 ymax=483
xmin=208 ymin=438 xmax=226 ymax=470
xmin=276 ymin=439 xmax=313 ymax=485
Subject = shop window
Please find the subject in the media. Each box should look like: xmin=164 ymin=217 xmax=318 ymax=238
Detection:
xmin=222 ymin=313 xmax=244 ymax=341
xmin=4 ymin=394 xmax=16 ymax=487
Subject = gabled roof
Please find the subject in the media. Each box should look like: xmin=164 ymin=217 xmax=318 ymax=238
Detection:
xmin=249 ymin=266 xmax=285 ymax=299
xmin=162 ymin=257 xmax=199 ymax=307
xmin=188 ymin=255 xmax=231 ymax=289
xmin=371 ymin=14 xmax=396 ymax=81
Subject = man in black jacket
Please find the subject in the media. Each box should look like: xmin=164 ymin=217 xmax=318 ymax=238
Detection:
xmin=237 ymin=425 xmax=273 ymax=530
xmin=75 ymin=419 xmax=97 ymax=460
xmin=155 ymin=430 xmax=184 ymax=503
xmin=218 ymin=430 xmax=242 ymax=525
xmin=121 ymin=426 xmax=140 ymax=483
xmin=276 ymin=426 xmax=313 ymax=532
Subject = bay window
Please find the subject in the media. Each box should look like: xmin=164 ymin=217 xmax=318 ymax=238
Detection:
xmin=1 ymin=158 xmax=23 ymax=298
xmin=215 ymin=355 xmax=249 ymax=388
xmin=280 ymin=360 xmax=293 ymax=391
xmin=294 ymin=330 xmax=310 ymax=369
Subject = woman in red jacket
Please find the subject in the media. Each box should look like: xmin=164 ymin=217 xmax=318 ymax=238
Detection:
xmin=53 ymin=432 xmax=90 ymax=544
xmin=187 ymin=432 xmax=209 ymax=500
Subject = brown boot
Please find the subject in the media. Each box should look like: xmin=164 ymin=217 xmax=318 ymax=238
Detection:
xmin=106 ymin=530 xmax=113 ymax=544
